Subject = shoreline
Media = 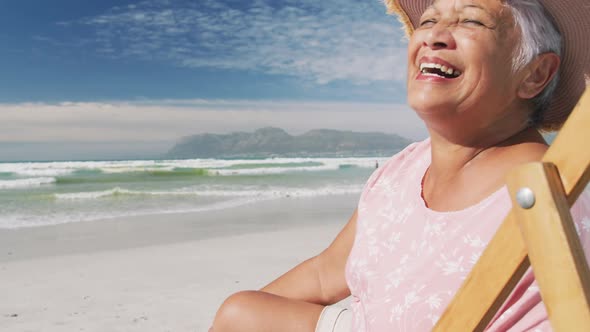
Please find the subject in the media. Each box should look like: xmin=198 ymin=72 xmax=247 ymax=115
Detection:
xmin=0 ymin=194 xmax=358 ymax=262
xmin=0 ymin=194 xmax=357 ymax=331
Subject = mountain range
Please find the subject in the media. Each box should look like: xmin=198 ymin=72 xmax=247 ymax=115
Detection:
xmin=165 ymin=127 xmax=412 ymax=159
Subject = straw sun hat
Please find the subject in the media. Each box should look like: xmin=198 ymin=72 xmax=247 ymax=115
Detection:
xmin=384 ymin=0 xmax=590 ymax=131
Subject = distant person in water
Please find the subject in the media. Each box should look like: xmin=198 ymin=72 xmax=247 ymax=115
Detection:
xmin=210 ymin=0 xmax=590 ymax=331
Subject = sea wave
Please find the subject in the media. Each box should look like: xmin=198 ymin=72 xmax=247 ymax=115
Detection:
xmin=0 ymin=177 xmax=56 ymax=189
xmin=13 ymin=169 xmax=76 ymax=177
xmin=53 ymin=184 xmax=363 ymax=201
xmin=0 ymin=197 xmax=260 ymax=229
xmin=99 ymin=166 xmax=174 ymax=174
xmin=0 ymin=157 xmax=385 ymax=179
xmin=213 ymin=164 xmax=341 ymax=176
xmin=2 ymin=184 xmax=362 ymax=229
xmin=54 ymin=187 xmax=132 ymax=200
xmin=148 ymin=168 xmax=210 ymax=176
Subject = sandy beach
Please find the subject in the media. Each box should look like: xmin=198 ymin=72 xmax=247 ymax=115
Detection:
xmin=0 ymin=194 xmax=357 ymax=332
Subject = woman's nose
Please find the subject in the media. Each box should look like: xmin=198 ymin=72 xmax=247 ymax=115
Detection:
xmin=423 ymin=24 xmax=457 ymax=50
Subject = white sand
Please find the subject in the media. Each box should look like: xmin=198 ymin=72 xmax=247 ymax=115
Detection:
xmin=0 ymin=195 xmax=357 ymax=332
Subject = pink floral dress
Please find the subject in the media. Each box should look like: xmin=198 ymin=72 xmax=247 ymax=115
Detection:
xmin=345 ymin=139 xmax=590 ymax=331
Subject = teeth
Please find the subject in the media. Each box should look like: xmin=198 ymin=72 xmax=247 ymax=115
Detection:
xmin=419 ymin=62 xmax=461 ymax=77
xmin=422 ymin=72 xmax=444 ymax=77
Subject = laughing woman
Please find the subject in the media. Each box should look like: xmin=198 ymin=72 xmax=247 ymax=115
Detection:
xmin=211 ymin=0 xmax=590 ymax=331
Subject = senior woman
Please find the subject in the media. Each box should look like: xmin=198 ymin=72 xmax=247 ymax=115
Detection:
xmin=211 ymin=0 xmax=590 ymax=331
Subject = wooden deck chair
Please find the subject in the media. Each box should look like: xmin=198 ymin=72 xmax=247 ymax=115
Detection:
xmin=432 ymin=88 xmax=590 ymax=331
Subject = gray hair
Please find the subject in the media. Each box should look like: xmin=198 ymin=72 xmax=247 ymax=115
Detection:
xmin=505 ymin=0 xmax=562 ymax=126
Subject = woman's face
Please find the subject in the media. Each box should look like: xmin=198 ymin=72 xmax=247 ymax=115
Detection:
xmin=407 ymin=0 xmax=525 ymax=132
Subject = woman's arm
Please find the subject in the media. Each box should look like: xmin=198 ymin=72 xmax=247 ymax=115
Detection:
xmin=261 ymin=209 xmax=357 ymax=305
xmin=211 ymin=210 xmax=358 ymax=331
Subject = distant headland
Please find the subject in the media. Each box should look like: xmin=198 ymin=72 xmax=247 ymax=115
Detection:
xmin=165 ymin=127 xmax=412 ymax=159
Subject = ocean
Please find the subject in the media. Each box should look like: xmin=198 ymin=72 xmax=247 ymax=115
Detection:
xmin=0 ymin=156 xmax=388 ymax=229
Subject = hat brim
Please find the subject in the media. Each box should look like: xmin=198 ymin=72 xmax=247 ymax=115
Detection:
xmin=385 ymin=0 xmax=590 ymax=130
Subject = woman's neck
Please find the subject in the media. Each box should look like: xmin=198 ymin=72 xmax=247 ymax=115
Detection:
xmin=428 ymin=125 xmax=544 ymax=178
xmin=422 ymin=126 xmax=547 ymax=211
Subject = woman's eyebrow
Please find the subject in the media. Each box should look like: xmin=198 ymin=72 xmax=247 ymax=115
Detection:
xmin=462 ymin=4 xmax=496 ymax=19
xmin=463 ymin=3 xmax=485 ymax=10
xmin=423 ymin=4 xmax=439 ymax=15
xmin=427 ymin=2 xmax=496 ymax=18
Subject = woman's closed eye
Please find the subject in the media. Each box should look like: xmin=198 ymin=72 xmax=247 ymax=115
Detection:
xmin=419 ymin=18 xmax=437 ymax=27
xmin=461 ymin=19 xmax=487 ymax=27
xmin=419 ymin=18 xmax=487 ymax=28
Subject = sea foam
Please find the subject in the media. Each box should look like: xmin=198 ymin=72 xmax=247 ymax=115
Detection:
xmin=53 ymin=184 xmax=363 ymax=201
xmin=0 ymin=157 xmax=385 ymax=180
xmin=0 ymin=177 xmax=56 ymax=189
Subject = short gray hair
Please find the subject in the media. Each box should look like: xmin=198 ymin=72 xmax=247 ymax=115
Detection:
xmin=506 ymin=0 xmax=562 ymax=126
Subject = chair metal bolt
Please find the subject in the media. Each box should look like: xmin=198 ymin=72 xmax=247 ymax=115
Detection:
xmin=516 ymin=187 xmax=536 ymax=209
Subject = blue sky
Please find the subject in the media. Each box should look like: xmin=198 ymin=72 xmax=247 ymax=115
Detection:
xmin=0 ymin=0 xmax=426 ymax=161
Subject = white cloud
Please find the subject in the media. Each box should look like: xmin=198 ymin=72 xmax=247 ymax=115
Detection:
xmin=0 ymin=99 xmax=427 ymax=143
xmin=65 ymin=0 xmax=408 ymax=85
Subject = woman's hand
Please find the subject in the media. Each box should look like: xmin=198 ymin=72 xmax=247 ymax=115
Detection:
xmin=211 ymin=209 xmax=358 ymax=331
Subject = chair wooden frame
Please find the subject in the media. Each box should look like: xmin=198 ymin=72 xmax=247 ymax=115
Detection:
xmin=433 ymin=88 xmax=590 ymax=331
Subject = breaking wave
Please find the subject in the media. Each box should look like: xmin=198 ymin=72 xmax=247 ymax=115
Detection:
xmin=0 ymin=177 xmax=56 ymax=189
xmin=53 ymin=184 xmax=363 ymax=201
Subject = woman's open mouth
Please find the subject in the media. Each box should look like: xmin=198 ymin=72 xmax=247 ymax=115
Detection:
xmin=419 ymin=62 xmax=462 ymax=79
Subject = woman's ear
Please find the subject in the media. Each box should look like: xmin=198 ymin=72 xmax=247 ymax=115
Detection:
xmin=517 ymin=53 xmax=560 ymax=100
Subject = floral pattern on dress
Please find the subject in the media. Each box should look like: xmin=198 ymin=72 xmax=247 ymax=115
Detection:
xmin=345 ymin=139 xmax=590 ymax=332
